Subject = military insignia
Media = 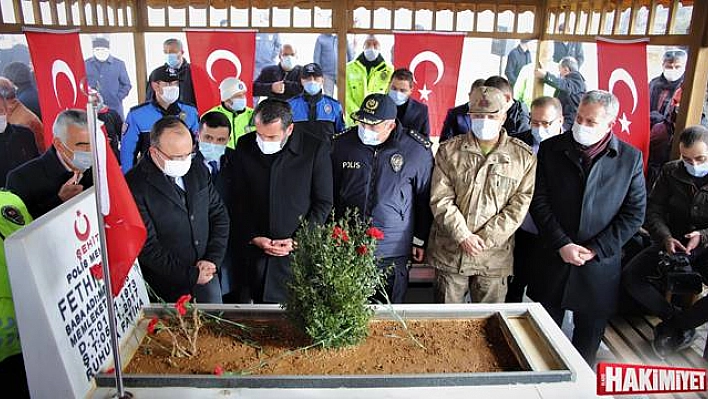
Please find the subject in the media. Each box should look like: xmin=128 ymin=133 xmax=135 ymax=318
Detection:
xmin=390 ymin=153 xmax=404 ymax=173
xmin=2 ymin=205 xmax=25 ymax=226
xmin=179 ymin=111 xmax=186 ymax=121
xmin=365 ymin=98 xmax=378 ymax=112
xmin=324 ymin=104 xmax=332 ymax=114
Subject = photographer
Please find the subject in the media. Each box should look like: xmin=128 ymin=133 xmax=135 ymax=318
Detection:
xmin=623 ymin=125 xmax=708 ymax=358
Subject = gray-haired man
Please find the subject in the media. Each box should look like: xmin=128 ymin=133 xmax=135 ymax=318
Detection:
xmin=529 ymin=90 xmax=646 ymax=366
xmin=6 ymin=109 xmax=93 ymax=218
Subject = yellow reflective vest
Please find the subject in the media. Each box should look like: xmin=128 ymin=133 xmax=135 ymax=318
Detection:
xmin=345 ymin=58 xmax=394 ymax=126
xmin=0 ymin=191 xmax=32 ymax=362
xmin=204 ymin=104 xmax=255 ymax=149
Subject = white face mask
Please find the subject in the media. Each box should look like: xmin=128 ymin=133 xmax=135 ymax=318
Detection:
xmin=72 ymin=150 xmax=93 ymax=172
xmin=93 ymin=48 xmax=110 ymax=62
xmin=256 ymin=134 xmax=287 ymax=155
xmin=357 ymin=125 xmax=383 ymax=146
xmin=663 ymin=68 xmax=684 ymax=82
xmin=364 ymin=48 xmax=379 ymax=62
xmin=572 ymin=122 xmax=608 ymax=146
xmin=470 ymin=118 xmax=500 ymax=141
xmin=162 ymin=156 xmax=192 ymax=178
xmin=160 ymin=86 xmax=180 ymax=105
xmin=388 ymin=90 xmax=409 ymax=106
xmin=281 ymin=55 xmax=296 ymax=71
xmin=0 ymin=115 xmax=6 ymax=133
xmin=683 ymin=160 xmax=708 ymax=178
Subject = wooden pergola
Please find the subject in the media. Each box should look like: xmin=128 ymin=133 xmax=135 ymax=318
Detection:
xmin=0 ymin=0 xmax=706 ymax=149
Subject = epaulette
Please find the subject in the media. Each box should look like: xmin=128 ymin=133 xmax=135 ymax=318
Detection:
xmin=509 ymin=136 xmax=534 ymax=155
xmin=406 ymin=129 xmax=432 ymax=149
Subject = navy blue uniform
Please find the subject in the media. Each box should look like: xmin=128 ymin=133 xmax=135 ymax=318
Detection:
xmin=332 ymin=125 xmax=434 ymax=302
xmin=288 ymin=93 xmax=345 ymax=141
xmin=120 ymin=100 xmax=199 ymax=173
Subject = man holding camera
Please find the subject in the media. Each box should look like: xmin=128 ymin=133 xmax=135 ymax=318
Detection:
xmin=623 ymin=125 xmax=708 ymax=358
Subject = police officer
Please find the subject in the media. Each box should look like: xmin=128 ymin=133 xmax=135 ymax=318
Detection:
xmin=120 ymin=66 xmax=199 ymax=173
xmin=205 ymin=77 xmax=254 ymax=149
xmin=332 ymin=93 xmax=434 ymax=303
xmin=288 ymin=63 xmax=345 ymax=142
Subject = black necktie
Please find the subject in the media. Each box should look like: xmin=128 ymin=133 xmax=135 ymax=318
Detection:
xmin=209 ymin=160 xmax=219 ymax=179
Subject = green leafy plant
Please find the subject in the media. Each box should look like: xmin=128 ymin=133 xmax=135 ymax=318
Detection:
xmin=284 ymin=210 xmax=384 ymax=348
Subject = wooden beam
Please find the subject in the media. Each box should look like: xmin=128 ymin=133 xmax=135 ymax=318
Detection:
xmin=13 ymin=0 xmax=23 ymax=25
xmin=646 ymin=0 xmax=657 ymax=35
xmin=49 ymin=0 xmax=59 ymax=25
xmin=666 ymin=0 xmax=678 ymax=35
xmin=32 ymin=0 xmax=42 ymax=25
xmin=628 ymin=0 xmax=636 ymax=35
xmin=671 ymin=0 xmax=708 ymax=158
xmin=612 ymin=0 xmax=621 ymax=34
xmin=533 ymin=0 xmax=548 ymax=100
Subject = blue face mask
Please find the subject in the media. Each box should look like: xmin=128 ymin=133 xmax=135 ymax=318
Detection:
xmin=199 ymin=141 xmax=227 ymax=163
xmin=72 ymin=150 xmax=93 ymax=172
xmin=303 ymin=81 xmax=322 ymax=96
xmin=226 ymin=98 xmax=247 ymax=112
xmin=166 ymin=53 xmax=180 ymax=68
xmin=683 ymin=160 xmax=708 ymax=178
xmin=357 ymin=125 xmax=383 ymax=146
xmin=388 ymin=90 xmax=409 ymax=106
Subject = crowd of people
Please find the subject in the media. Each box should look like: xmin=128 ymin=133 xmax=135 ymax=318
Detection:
xmin=1 ymin=33 xmax=708 ymax=394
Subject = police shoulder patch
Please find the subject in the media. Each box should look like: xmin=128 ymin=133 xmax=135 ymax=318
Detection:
xmin=2 ymin=205 xmax=25 ymax=226
xmin=406 ymin=129 xmax=432 ymax=149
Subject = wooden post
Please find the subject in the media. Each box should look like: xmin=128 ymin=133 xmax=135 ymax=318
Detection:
xmin=671 ymin=0 xmax=708 ymax=158
xmin=533 ymin=0 xmax=549 ymax=100
xmin=335 ymin=0 xmax=348 ymax=106
xmin=133 ymin=0 xmax=148 ymax=104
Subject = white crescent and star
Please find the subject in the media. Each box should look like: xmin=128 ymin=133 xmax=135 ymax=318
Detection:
xmin=205 ymin=49 xmax=242 ymax=82
xmin=409 ymin=50 xmax=444 ymax=102
xmin=51 ymin=59 xmax=78 ymax=107
xmin=608 ymin=68 xmax=639 ymax=135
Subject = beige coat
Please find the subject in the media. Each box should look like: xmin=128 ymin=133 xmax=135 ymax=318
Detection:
xmin=427 ymin=130 xmax=537 ymax=277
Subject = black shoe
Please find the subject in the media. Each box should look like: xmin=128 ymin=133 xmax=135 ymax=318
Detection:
xmin=652 ymin=322 xmax=697 ymax=358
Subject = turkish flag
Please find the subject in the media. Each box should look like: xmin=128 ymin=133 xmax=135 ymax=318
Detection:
xmin=186 ymin=30 xmax=256 ymax=115
xmin=597 ymin=38 xmax=650 ymax=172
xmin=91 ymin=111 xmax=146 ymax=297
xmin=25 ymin=29 xmax=87 ymax=150
xmin=393 ymin=32 xmax=465 ymax=138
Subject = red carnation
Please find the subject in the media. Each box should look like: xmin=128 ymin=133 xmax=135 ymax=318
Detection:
xmin=356 ymin=245 xmax=368 ymax=255
xmin=147 ymin=317 xmax=159 ymax=334
xmin=332 ymin=226 xmax=350 ymax=242
xmin=214 ymin=365 xmax=224 ymax=376
xmin=175 ymin=294 xmax=192 ymax=316
xmin=366 ymin=227 xmax=385 ymax=240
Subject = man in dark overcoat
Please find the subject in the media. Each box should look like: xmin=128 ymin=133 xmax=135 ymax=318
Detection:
xmin=529 ymin=90 xmax=646 ymax=366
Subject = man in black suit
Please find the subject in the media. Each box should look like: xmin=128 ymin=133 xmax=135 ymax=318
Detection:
xmin=224 ymin=99 xmax=333 ymax=303
xmin=529 ymin=90 xmax=646 ymax=366
xmin=439 ymin=78 xmax=486 ymax=142
xmin=252 ymin=44 xmax=303 ymax=102
xmin=6 ymin=109 xmax=93 ymax=219
xmin=536 ymin=56 xmax=587 ymax=132
xmin=126 ymin=116 xmax=229 ymax=303
xmin=387 ymin=68 xmax=430 ymax=137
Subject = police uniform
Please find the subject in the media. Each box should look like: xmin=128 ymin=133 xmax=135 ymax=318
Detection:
xmin=332 ymin=93 xmax=434 ymax=303
xmin=0 ymin=191 xmax=32 ymax=397
xmin=289 ymin=63 xmax=346 ymax=142
xmin=120 ymin=67 xmax=199 ymax=173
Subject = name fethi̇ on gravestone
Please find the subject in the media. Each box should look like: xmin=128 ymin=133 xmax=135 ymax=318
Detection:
xmin=5 ymin=189 xmax=149 ymax=398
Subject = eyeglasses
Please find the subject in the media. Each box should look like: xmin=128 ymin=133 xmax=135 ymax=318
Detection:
xmin=530 ymin=120 xmax=558 ymax=128
xmin=156 ymin=146 xmax=193 ymax=162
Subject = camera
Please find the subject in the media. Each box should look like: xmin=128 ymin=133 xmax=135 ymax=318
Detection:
xmin=657 ymin=251 xmax=704 ymax=295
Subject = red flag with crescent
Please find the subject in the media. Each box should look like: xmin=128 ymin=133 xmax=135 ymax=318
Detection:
xmin=185 ymin=30 xmax=256 ymax=115
xmin=393 ymin=32 xmax=464 ymax=138
xmin=597 ymin=38 xmax=650 ymax=172
xmin=25 ymin=29 xmax=87 ymax=150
